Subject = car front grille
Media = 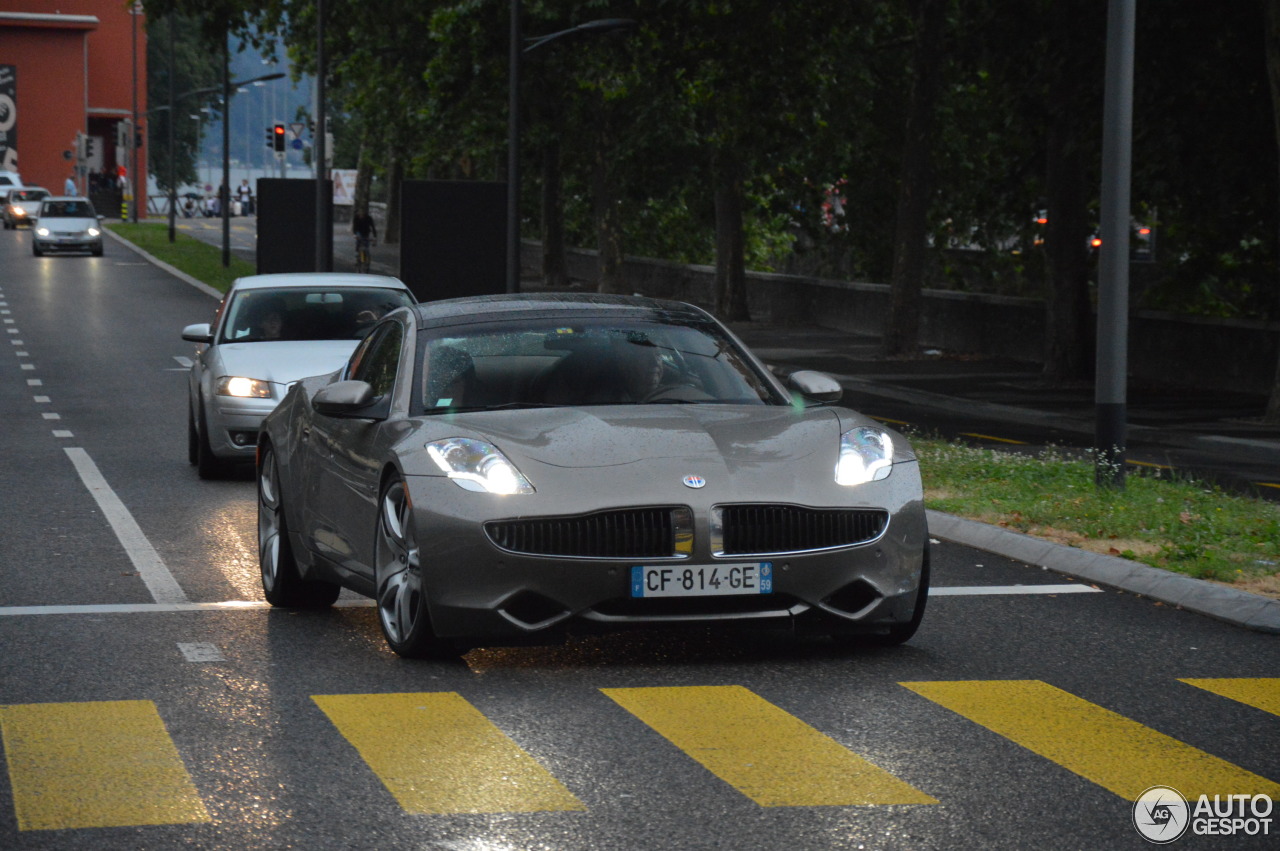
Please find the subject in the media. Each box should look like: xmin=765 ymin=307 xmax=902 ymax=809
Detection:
xmin=486 ymin=507 xmax=693 ymax=559
xmin=713 ymin=504 xmax=888 ymax=555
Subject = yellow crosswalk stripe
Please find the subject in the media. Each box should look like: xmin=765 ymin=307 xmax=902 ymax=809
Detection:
xmin=312 ymin=692 xmax=585 ymax=814
xmin=902 ymin=680 xmax=1280 ymax=801
xmin=1180 ymin=678 xmax=1280 ymax=716
xmin=0 ymin=700 xmax=210 ymax=831
xmin=602 ymin=685 xmax=936 ymax=807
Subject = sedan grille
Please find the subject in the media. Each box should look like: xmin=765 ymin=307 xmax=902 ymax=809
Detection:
xmin=486 ymin=507 xmax=693 ymax=559
xmin=713 ymin=505 xmax=888 ymax=556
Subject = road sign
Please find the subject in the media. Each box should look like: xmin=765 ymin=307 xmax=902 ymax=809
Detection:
xmin=289 ymin=122 xmax=305 ymax=140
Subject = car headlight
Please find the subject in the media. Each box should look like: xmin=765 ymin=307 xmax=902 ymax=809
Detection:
xmin=215 ymin=376 xmax=273 ymax=398
xmin=14 ymin=209 xmax=26 ymax=218
xmin=427 ymin=438 xmax=535 ymax=495
xmin=87 ymin=227 xmax=101 ymax=237
xmin=836 ymin=426 xmax=893 ymax=485
xmin=36 ymin=227 xmax=49 ymax=237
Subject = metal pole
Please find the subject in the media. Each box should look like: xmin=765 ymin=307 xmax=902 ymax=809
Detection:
xmin=314 ymin=0 xmax=331 ymax=272
xmin=1094 ymin=0 xmax=1135 ymax=488
xmin=221 ymin=39 xmax=231 ymax=268
xmin=167 ymin=13 xmax=176 ymax=241
xmin=130 ymin=4 xmax=139 ymax=223
xmin=506 ymin=0 xmax=521 ymax=293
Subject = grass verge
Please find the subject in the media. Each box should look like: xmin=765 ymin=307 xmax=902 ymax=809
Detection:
xmin=107 ymin=221 xmax=253 ymax=294
xmin=914 ymin=437 xmax=1280 ymax=598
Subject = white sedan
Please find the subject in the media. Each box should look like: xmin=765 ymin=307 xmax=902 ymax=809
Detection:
xmin=182 ymin=272 xmax=416 ymax=478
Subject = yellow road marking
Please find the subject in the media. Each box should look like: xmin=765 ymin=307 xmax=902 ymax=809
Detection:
xmin=0 ymin=700 xmax=210 ymax=831
xmin=959 ymin=433 xmax=1027 ymax=445
xmin=602 ymin=685 xmax=936 ymax=807
xmin=1127 ymin=459 xmax=1173 ymax=470
xmin=874 ymin=416 xmax=910 ymax=426
xmin=1253 ymin=481 xmax=1280 ymax=490
xmin=312 ymin=692 xmax=584 ymax=814
xmin=1180 ymin=679 xmax=1280 ymax=717
xmin=902 ymin=680 xmax=1280 ymax=801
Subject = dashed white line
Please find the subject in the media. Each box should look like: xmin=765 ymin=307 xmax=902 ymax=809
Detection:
xmin=62 ymin=447 xmax=189 ymax=604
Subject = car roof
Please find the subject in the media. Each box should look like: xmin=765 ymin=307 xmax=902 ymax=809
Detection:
xmin=229 ymin=272 xmax=411 ymax=293
xmin=410 ymin=292 xmax=712 ymax=328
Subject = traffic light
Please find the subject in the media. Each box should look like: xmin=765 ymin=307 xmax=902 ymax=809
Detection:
xmin=265 ymin=126 xmax=274 ymax=149
xmin=117 ymin=120 xmax=132 ymax=149
xmin=84 ymin=136 xmax=95 ymax=158
xmin=272 ymin=123 xmax=286 ymax=153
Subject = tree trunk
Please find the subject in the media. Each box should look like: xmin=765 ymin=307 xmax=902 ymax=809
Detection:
xmin=594 ymin=100 xmax=626 ymax=294
xmin=884 ymin=0 xmax=943 ymax=357
xmin=541 ymin=135 xmax=569 ymax=290
xmin=713 ymin=149 xmax=749 ymax=321
xmin=1263 ymin=0 xmax=1280 ymax=421
xmin=1042 ymin=116 xmax=1093 ymax=380
xmin=384 ymin=152 xmax=403 ymax=246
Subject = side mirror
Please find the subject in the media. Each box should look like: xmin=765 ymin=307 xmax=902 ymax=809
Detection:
xmin=181 ymin=323 xmax=213 ymax=344
xmin=312 ymin=380 xmax=378 ymax=417
xmin=787 ymin=369 xmax=843 ymax=404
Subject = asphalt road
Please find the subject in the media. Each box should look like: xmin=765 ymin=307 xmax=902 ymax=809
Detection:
xmin=1 ymin=226 xmax=1278 ymax=850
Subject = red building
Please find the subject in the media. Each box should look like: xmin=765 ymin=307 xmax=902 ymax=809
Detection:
xmin=0 ymin=1 xmax=148 ymax=214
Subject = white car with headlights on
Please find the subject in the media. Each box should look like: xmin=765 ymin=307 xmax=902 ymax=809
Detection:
xmin=255 ymin=293 xmax=929 ymax=657
xmin=31 ymin=196 xmax=103 ymax=255
xmin=182 ymin=272 xmax=416 ymax=478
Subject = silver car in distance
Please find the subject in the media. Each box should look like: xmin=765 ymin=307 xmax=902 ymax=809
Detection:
xmin=183 ymin=272 xmax=416 ymax=478
xmin=256 ymin=293 xmax=929 ymax=657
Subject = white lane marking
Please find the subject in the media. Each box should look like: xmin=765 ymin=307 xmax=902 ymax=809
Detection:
xmin=178 ymin=642 xmax=226 ymax=662
xmin=932 ymin=584 xmax=1102 ymax=596
xmin=173 ymin=356 xmax=193 ymax=368
xmin=34 ymin=395 xmax=50 ymax=403
xmin=52 ymin=430 xmax=72 ymax=437
xmin=42 ymin=412 xmax=60 ymax=420
xmin=63 ymin=447 xmax=190 ymax=604
xmin=0 ymin=600 xmax=374 ymax=616
xmin=27 ymin=379 xmax=42 ymax=386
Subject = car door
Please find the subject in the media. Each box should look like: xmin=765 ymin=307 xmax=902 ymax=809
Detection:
xmin=303 ymin=320 xmax=407 ymax=580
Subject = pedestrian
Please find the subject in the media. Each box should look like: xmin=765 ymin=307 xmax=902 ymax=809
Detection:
xmin=64 ymin=174 xmax=77 ymax=196
xmin=237 ymin=179 xmax=254 ymax=215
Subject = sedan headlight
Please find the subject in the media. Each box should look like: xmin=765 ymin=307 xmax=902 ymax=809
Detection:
xmin=87 ymin=227 xmax=101 ymax=237
xmin=836 ymin=426 xmax=893 ymax=485
xmin=427 ymin=438 xmax=535 ymax=495
xmin=36 ymin=227 xmax=50 ymax=237
xmin=215 ymin=376 xmax=273 ymax=398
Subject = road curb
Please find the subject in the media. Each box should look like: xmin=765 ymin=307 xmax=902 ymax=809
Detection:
xmin=927 ymin=509 xmax=1280 ymax=634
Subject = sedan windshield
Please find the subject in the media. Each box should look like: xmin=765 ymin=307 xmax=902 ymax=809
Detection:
xmin=221 ymin=287 xmax=415 ymax=343
xmin=419 ymin=317 xmax=784 ymax=411
xmin=40 ymin=200 xmax=94 ymax=218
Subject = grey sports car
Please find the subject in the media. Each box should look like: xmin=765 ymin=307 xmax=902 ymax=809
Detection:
xmin=256 ymin=293 xmax=928 ymax=657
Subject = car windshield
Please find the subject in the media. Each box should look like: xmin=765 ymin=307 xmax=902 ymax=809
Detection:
xmin=40 ymin=200 xmax=94 ymax=218
xmin=419 ymin=317 xmax=784 ymax=412
xmin=221 ymin=287 xmax=415 ymax=343
xmin=13 ymin=190 xmax=47 ymax=202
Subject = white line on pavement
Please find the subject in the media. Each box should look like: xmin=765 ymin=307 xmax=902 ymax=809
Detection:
xmin=63 ymin=447 xmax=190 ymax=605
xmin=931 ymin=584 xmax=1102 ymax=596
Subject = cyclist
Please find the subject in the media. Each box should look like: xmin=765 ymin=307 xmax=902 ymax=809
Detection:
xmin=353 ymin=208 xmax=378 ymax=273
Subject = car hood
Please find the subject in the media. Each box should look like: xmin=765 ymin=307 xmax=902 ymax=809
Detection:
xmin=36 ymin=216 xmax=98 ymax=230
xmin=442 ymin=405 xmax=849 ymax=471
xmin=215 ymin=339 xmax=357 ymax=386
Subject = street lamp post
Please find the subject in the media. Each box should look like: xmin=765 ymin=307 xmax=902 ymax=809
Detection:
xmin=506 ymin=8 xmax=636 ymax=293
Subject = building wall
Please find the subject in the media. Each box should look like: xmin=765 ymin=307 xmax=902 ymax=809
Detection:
xmin=0 ymin=1 xmax=147 ymax=211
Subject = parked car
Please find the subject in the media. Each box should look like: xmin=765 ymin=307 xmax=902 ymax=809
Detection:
xmin=182 ymin=272 xmax=417 ymax=479
xmin=3 ymin=186 xmax=50 ymax=229
xmin=255 ymin=293 xmax=929 ymax=658
xmin=31 ymin=196 xmax=103 ymax=256
xmin=0 ymin=170 xmax=22 ymax=193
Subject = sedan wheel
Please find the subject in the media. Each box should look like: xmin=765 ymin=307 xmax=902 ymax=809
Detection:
xmin=195 ymin=401 xmax=228 ymax=479
xmin=258 ymin=444 xmax=340 ymax=608
xmin=374 ymin=477 xmax=459 ymax=658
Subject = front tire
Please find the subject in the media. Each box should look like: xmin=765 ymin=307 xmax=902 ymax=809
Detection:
xmin=195 ymin=401 xmax=228 ymax=479
xmin=374 ymin=476 xmax=460 ymax=658
xmin=258 ymin=444 xmax=340 ymax=608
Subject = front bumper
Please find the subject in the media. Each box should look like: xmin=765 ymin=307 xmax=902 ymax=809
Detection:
xmin=207 ymin=396 xmax=279 ymax=458
xmin=404 ymin=469 xmax=927 ymax=642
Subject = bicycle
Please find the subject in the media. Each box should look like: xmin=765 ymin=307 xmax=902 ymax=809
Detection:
xmin=355 ymin=235 xmax=375 ymax=273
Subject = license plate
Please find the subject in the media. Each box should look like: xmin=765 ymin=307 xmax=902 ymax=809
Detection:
xmin=630 ymin=563 xmax=773 ymax=598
